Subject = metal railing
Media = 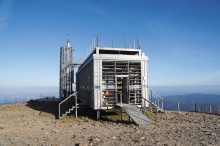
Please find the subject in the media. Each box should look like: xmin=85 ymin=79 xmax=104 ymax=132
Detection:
xmin=163 ymin=100 xmax=220 ymax=115
xmin=149 ymin=90 xmax=165 ymax=112
xmin=141 ymin=96 xmax=158 ymax=125
xmin=119 ymin=93 xmax=158 ymax=125
xmin=58 ymin=92 xmax=78 ymax=119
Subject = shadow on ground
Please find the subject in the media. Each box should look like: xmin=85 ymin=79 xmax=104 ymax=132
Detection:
xmin=99 ymin=109 xmax=135 ymax=125
xmin=25 ymin=100 xmax=135 ymax=125
xmin=26 ymin=100 xmax=59 ymax=119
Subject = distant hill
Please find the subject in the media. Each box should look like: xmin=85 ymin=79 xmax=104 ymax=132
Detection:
xmin=162 ymin=93 xmax=220 ymax=112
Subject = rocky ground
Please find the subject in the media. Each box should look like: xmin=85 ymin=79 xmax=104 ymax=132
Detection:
xmin=0 ymin=101 xmax=220 ymax=146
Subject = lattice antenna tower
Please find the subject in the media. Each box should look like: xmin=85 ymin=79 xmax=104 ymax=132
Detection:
xmin=59 ymin=31 xmax=74 ymax=100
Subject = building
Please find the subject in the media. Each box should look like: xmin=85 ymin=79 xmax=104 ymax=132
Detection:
xmin=76 ymin=37 xmax=149 ymax=111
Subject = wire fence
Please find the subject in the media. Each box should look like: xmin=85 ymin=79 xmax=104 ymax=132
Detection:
xmin=191 ymin=103 xmax=220 ymax=115
xmin=0 ymin=97 xmax=33 ymax=105
xmin=167 ymin=101 xmax=220 ymax=115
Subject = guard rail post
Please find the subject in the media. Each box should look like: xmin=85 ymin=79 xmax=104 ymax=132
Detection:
xmin=75 ymin=93 xmax=77 ymax=118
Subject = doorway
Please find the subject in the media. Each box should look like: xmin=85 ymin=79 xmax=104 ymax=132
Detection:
xmin=116 ymin=76 xmax=129 ymax=104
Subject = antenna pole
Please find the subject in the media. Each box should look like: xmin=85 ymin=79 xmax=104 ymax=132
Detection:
xmin=67 ymin=31 xmax=70 ymax=47
xmin=112 ymin=36 xmax=114 ymax=48
xmin=96 ymin=34 xmax=98 ymax=47
xmin=67 ymin=30 xmax=69 ymax=41
xmin=137 ymin=37 xmax=140 ymax=49
xmin=124 ymin=36 xmax=126 ymax=48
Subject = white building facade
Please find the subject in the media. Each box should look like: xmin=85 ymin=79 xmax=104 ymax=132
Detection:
xmin=76 ymin=46 xmax=149 ymax=110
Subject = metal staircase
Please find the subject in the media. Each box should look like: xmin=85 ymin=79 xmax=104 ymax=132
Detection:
xmin=60 ymin=105 xmax=76 ymax=117
xmin=58 ymin=92 xmax=87 ymax=119
xmin=116 ymin=93 xmax=161 ymax=126
xmin=59 ymin=93 xmax=77 ymax=119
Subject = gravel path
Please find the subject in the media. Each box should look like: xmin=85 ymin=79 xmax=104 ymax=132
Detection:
xmin=0 ymin=101 xmax=220 ymax=146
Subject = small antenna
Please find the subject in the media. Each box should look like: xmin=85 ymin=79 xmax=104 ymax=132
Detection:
xmin=96 ymin=34 xmax=99 ymax=47
xmin=67 ymin=30 xmax=69 ymax=41
xmin=137 ymin=37 xmax=140 ymax=49
xmin=124 ymin=36 xmax=126 ymax=48
xmin=67 ymin=31 xmax=70 ymax=47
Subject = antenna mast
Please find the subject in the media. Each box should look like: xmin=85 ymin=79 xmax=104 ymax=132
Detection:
xmin=67 ymin=30 xmax=70 ymax=47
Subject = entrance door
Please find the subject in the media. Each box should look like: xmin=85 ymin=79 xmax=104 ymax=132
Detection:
xmin=116 ymin=76 xmax=129 ymax=104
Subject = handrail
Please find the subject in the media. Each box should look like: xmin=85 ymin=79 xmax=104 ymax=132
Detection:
xmin=118 ymin=92 xmax=158 ymax=125
xmin=121 ymin=92 xmax=130 ymax=103
xmin=141 ymin=96 xmax=158 ymax=125
xmin=142 ymin=96 xmax=157 ymax=107
xmin=149 ymin=90 xmax=165 ymax=112
xmin=59 ymin=92 xmax=78 ymax=119
xmin=59 ymin=93 xmax=76 ymax=105
xmin=151 ymin=90 xmax=164 ymax=100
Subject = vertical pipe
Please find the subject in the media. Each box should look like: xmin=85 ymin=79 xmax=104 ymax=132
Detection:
xmin=121 ymin=108 xmax=122 ymax=121
xmin=144 ymin=97 xmax=146 ymax=114
xmin=75 ymin=94 xmax=77 ymax=118
xmin=150 ymin=90 xmax=153 ymax=113
xmin=138 ymin=111 xmax=140 ymax=126
xmin=209 ymin=105 xmax=212 ymax=113
xmin=133 ymin=40 xmax=135 ymax=49
xmin=195 ymin=104 xmax=197 ymax=112
xmin=156 ymin=106 xmax=158 ymax=125
xmin=164 ymin=100 xmax=165 ymax=113
xmin=177 ymin=102 xmax=180 ymax=112
xmin=120 ymin=93 xmax=122 ymax=107
xmin=150 ymin=90 xmax=152 ymax=103
xmin=134 ymin=93 xmax=136 ymax=105
xmin=96 ymin=35 xmax=98 ymax=47
xmin=94 ymin=37 xmax=95 ymax=48
xmin=158 ymin=99 xmax=159 ymax=109
xmin=124 ymin=36 xmax=126 ymax=48
xmin=112 ymin=36 xmax=114 ymax=48
xmin=137 ymin=37 xmax=140 ymax=49
xmin=59 ymin=103 xmax=60 ymax=119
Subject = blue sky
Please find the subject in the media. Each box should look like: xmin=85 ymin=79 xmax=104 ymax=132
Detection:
xmin=0 ymin=0 xmax=220 ymax=89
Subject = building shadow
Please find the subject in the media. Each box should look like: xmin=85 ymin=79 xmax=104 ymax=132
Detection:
xmin=99 ymin=109 xmax=136 ymax=125
xmin=25 ymin=99 xmax=136 ymax=125
xmin=26 ymin=99 xmax=59 ymax=119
